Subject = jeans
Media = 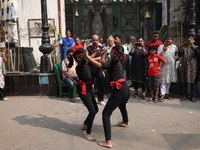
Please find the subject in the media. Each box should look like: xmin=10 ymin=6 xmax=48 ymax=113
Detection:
xmin=63 ymin=76 xmax=79 ymax=98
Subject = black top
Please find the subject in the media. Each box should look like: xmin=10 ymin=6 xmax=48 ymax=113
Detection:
xmin=76 ymin=51 xmax=92 ymax=82
xmin=87 ymin=45 xmax=102 ymax=77
xmin=195 ymin=37 xmax=200 ymax=63
xmin=101 ymin=60 xmax=124 ymax=81
xmin=195 ymin=37 xmax=200 ymax=47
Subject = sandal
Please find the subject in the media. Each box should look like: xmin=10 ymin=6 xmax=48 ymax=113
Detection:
xmin=165 ymin=94 xmax=172 ymax=100
xmin=180 ymin=96 xmax=186 ymax=101
xmin=154 ymin=97 xmax=158 ymax=103
xmin=140 ymin=95 xmax=146 ymax=99
xmin=158 ymin=96 xmax=164 ymax=102
xmin=147 ymin=97 xmax=152 ymax=102
xmin=133 ymin=94 xmax=138 ymax=98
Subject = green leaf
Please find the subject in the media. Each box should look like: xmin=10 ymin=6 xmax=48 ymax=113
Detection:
xmin=158 ymin=25 xmax=168 ymax=41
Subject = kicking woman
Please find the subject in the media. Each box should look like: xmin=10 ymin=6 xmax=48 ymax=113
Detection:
xmin=87 ymin=45 xmax=130 ymax=148
xmin=73 ymin=48 xmax=99 ymax=141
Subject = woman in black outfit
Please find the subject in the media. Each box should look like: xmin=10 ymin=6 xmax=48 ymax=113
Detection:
xmin=87 ymin=45 xmax=130 ymax=148
xmin=73 ymin=48 xmax=99 ymax=141
xmin=129 ymin=38 xmax=148 ymax=98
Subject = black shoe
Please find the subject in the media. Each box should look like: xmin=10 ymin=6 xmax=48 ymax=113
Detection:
xmin=180 ymin=97 xmax=186 ymax=101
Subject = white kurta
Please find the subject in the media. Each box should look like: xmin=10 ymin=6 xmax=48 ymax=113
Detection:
xmin=157 ymin=44 xmax=178 ymax=83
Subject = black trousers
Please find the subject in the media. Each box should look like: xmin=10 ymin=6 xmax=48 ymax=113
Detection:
xmin=96 ymin=71 xmax=106 ymax=102
xmin=132 ymin=81 xmax=146 ymax=93
xmin=125 ymin=58 xmax=131 ymax=80
xmin=102 ymin=82 xmax=130 ymax=141
xmin=0 ymin=88 xmax=6 ymax=99
xmin=105 ymin=73 xmax=112 ymax=94
xmin=79 ymin=83 xmax=99 ymax=134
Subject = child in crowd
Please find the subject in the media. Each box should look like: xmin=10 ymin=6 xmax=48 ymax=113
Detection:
xmin=147 ymin=46 xmax=166 ymax=103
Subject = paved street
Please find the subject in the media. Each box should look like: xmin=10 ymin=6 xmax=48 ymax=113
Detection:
xmin=0 ymin=89 xmax=200 ymax=150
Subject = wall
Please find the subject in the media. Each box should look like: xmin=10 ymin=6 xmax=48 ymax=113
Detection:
xmin=16 ymin=0 xmax=66 ymax=64
xmin=168 ymin=0 xmax=185 ymax=47
xmin=5 ymin=73 xmax=57 ymax=96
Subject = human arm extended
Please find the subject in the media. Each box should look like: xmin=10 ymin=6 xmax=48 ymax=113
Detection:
xmin=86 ymin=50 xmax=102 ymax=68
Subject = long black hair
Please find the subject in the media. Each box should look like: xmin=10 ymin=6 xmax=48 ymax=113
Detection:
xmin=73 ymin=48 xmax=85 ymax=62
xmin=111 ymin=45 xmax=125 ymax=63
xmin=67 ymin=49 xmax=74 ymax=68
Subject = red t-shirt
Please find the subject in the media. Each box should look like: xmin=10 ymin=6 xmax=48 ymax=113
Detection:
xmin=145 ymin=40 xmax=163 ymax=52
xmin=71 ymin=44 xmax=83 ymax=52
xmin=147 ymin=54 xmax=165 ymax=76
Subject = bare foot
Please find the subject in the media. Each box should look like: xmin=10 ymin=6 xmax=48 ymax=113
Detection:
xmin=81 ymin=124 xmax=93 ymax=131
xmin=98 ymin=141 xmax=112 ymax=148
xmin=81 ymin=124 xmax=87 ymax=130
xmin=117 ymin=121 xmax=130 ymax=127
xmin=85 ymin=133 xmax=96 ymax=141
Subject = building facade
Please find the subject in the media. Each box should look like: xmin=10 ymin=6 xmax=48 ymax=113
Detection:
xmin=0 ymin=0 xmax=192 ymax=68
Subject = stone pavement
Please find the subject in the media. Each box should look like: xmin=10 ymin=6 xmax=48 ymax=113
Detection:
xmin=0 ymin=90 xmax=200 ymax=150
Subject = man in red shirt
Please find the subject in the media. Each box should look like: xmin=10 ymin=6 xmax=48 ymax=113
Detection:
xmin=146 ymin=31 xmax=163 ymax=53
xmin=147 ymin=46 xmax=166 ymax=103
xmin=71 ymin=37 xmax=83 ymax=52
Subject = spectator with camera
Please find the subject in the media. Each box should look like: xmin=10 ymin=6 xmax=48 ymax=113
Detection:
xmin=129 ymin=38 xmax=148 ymax=99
